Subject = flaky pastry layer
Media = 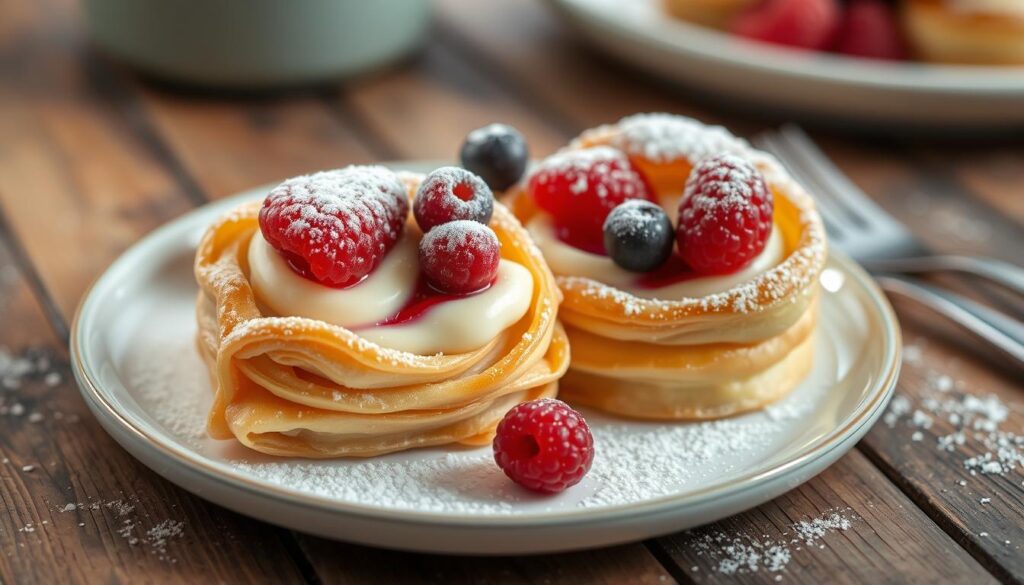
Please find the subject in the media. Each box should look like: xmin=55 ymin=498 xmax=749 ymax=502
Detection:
xmin=509 ymin=114 xmax=826 ymax=420
xmin=195 ymin=187 xmax=568 ymax=458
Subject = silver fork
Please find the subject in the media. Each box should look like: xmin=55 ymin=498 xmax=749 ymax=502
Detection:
xmin=755 ymin=126 xmax=1024 ymax=368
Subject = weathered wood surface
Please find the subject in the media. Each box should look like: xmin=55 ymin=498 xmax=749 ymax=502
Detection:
xmin=0 ymin=0 xmax=1021 ymax=582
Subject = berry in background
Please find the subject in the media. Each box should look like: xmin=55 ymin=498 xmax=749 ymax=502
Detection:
xmin=731 ymin=0 xmax=840 ymax=51
xmin=835 ymin=0 xmax=908 ymax=60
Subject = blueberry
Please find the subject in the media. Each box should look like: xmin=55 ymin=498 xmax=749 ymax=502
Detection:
xmin=603 ymin=200 xmax=674 ymax=272
xmin=459 ymin=124 xmax=529 ymax=192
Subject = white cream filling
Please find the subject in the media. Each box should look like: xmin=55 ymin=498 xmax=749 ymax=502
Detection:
xmin=249 ymin=230 xmax=418 ymax=326
xmin=355 ymin=261 xmax=533 ymax=355
xmin=248 ymin=231 xmax=534 ymax=355
xmin=526 ymin=214 xmax=784 ymax=300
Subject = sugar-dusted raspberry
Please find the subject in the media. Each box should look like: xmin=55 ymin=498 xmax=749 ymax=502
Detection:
xmin=258 ymin=166 xmax=409 ymax=287
xmin=527 ymin=146 xmax=654 ymax=254
xmin=413 ymin=167 xmax=494 ymax=233
xmin=493 ymin=398 xmax=594 ymax=494
xmin=676 ymin=154 xmax=774 ymax=275
xmin=731 ymin=0 xmax=840 ymax=51
xmin=418 ymin=220 xmax=500 ymax=294
xmin=835 ymin=0 xmax=907 ymax=60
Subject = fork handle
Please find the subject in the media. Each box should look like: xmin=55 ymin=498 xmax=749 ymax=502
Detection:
xmin=863 ymin=256 xmax=1024 ymax=297
xmin=877 ymin=275 xmax=1024 ymax=369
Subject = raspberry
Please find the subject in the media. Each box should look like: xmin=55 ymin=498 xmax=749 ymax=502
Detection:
xmin=676 ymin=154 xmax=773 ymax=275
xmin=527 ymin=146 xmax=654 ymax=254
xmin=258 ymin=166 xmax=409 ymax=287
xmin=413 ymin=167 xmax=494 ymax=233
xmin=731 ymin=0 xmax=840 ymax=51
xmin=418 ymin=220 xmax=500 ymax=294
xmin=493 ymin=398 xmax=594 ymax=494
xmin=835 ymin=0 xmax=907 ymax=60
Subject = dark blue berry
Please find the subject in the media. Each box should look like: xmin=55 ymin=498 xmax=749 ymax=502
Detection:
xmin=459 ymin=124 xmax=529 ymax=192
xmin=603 ymin=200 xmax=674 ymax=272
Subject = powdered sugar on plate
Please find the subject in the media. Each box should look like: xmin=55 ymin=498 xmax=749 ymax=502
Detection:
xmin=114 ymin=285 xmax=847 ymax=516
xmin=82 ymin=162 xmax=890 ymax=546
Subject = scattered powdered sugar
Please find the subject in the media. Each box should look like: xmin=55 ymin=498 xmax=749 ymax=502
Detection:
xmin=51 ymin=496 xmax=186 ymax=562
xmin=596 ymin=113 xmax=749 ymax=167
xmin=886 ymin=339 xmax=1023 ymax=514
xmin=686 ymin=510 xmax=856 ymax=578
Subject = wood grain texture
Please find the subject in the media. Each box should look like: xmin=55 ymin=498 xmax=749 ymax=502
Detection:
xmin=0 ymin=228 xmax=308 ymax=584
xmin=654 ymin=451 xmax=996 ymax=585
xmin=341 ymin=42 xmax=568 ymax=161
xmin=298 ymin=538 xmax=676 ymax=585
xmin=132 ymin=83 xmax=377 ymax=198
xmin=861 ymin=301 xmax=1024 ymax=585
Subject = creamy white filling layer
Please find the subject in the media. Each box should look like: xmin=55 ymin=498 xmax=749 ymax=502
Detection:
xmin=526 ymin=214 xmax=784 ymax=300
xmin=248 ymin=231 xmax=533 ymax=355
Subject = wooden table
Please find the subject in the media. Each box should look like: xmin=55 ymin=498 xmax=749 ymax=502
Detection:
xmin=1 ymin=0 xmax=1022 ymax=582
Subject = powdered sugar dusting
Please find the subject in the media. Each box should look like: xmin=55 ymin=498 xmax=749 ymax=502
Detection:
xmin=885 ymin=339 xmax=1024 ymax=535
xmin=529 ymin=146 xmax=644 ymax=201
xmin=686 ymin=510 xmax=855 ymax=578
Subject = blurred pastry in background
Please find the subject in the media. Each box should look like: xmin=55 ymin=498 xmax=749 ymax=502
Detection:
xmin=662 ymin=0 xmax=758 ymax=28
xmin=903 ymin=0 xmax=1024 ymax=64
xmin=663 ymin=0 xmax=1024 ymax=65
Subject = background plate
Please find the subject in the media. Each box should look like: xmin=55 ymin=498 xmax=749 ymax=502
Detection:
xmin=72 ymin=172 xmax=901 ymax=555
xmin=548 ymin=0 xmax=1024 ymax=129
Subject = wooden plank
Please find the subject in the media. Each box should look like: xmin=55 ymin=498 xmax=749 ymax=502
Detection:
xmin=918 ymin=147 xmax=1024 ymax=226
xmin=860 ymin=300 xmax=1024 ymax=585
xmin=0 ymin=0 xmax=323 ymax=580
xmin=132 ymin=84 xmax=378 ymax=198
xmin=0 ymin=17 xmax=194 ymax=317
xmin=341 ymin=42 xmax=568 ymax=161
xmin=0 ymin=227 xmax=308 ymax=584
xmin=298 ymin=538 xmax=676 ymax=585
xmin=653 ymin=451 xmax=996 ymax=584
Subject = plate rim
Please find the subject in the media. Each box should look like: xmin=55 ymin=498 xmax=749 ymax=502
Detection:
xmin=70 ymin=179 xmax=902 ymax=530
xmin=548 ymin=0 xmax=1024 ymax=95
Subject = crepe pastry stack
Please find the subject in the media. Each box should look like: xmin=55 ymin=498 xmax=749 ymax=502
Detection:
xmin=195 ymin=169 xmax=569 ymax=458
xmin=510 ymin=114 xmax=827 ymax=420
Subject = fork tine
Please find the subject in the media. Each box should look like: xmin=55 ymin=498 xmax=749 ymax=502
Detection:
xmin=753 ymin=132 xmax=851 ymax=241
xmin=776 ymin=125 xmax=907 ymax=234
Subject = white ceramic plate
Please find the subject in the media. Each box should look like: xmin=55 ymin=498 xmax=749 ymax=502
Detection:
xmin=71 ymin=170 xmax=900 ymax=555
xmin=548 ymin=0 xmax=1024 ymax=128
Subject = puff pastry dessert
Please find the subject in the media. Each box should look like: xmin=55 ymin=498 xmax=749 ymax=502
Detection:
xmin=195 ymin=165 xmax=569 ymax=458
xmin=509 ymin=114 xmax=827 ymax=420
xmin=903 ymin=0 xmax=1024 ymax=64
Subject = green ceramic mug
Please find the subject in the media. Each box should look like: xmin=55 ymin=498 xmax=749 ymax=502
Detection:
xmin=84 ymin=0 xmax=430 ymax=88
